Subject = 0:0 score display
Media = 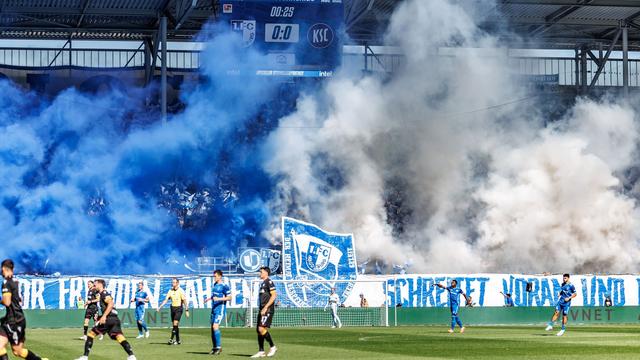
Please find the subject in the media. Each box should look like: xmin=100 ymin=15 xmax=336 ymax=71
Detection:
xmin=265 ymin=23 xmax=300 ymax=43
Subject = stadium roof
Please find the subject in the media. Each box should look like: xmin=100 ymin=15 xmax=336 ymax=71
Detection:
xmin=479 ymin=0 xmax=640 ymax=50
xmin=0 ymin=0 xmax=216 ymax=41
xmin=2 ymin=0 xmax=640 ymax=49
xmin=0 ymin=0 xmax=402 ymax=43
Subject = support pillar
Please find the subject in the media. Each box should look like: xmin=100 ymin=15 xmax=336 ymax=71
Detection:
xmin=622 ymin=24 xmax=629 ymax=98
xmin=580 ymin=47 xmax=588 ymax=93
xmin=161 ymin=16 xmax=168 ymax=124
xmin=574 ymin=49 xmax=580 ymax=90
xmin=144 ymin=39 xmax=152 ymax=85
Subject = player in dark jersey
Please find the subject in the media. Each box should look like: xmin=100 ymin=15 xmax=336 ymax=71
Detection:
xmin=0 ymin=259 xmax=48 ymax=360
xmin=80 ymin=280 xmax=99 ymax=340
xmin=74 ymin=279 xmax=136 ymax=360
xmin=251 ymin=267 xmax=277 ymax=358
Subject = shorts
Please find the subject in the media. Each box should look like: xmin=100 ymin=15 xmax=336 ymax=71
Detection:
xmin=85 ymin=306 xmax=99 ymax=321
xmin=211 ymin=305 xmax=226 ymax=325
xmin=135 ymin=307 xmax=145 ymax=322
xmin=556 ymin=301 xmax=571 ymax=316
xmin=91 ymin=315 xmax=123 ymax=337
xmin=450 ymin=304 xmax=460 ymax=316
xmin=0 ymin=319 xmax=26 ymax=346
xmin=170 ymin=306 xmax=184 ymax=323
xmin=256 ymin=310 xmax=274 ymax=328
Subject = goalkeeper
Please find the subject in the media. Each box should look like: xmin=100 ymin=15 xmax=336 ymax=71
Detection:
xmin=433 ymin=280 xmax=469 ymax=333
xmin=324 ymin=288 xmax=342 ymax=329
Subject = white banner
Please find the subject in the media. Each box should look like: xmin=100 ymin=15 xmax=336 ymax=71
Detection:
xmin=379 ymin=274 xmax=636 ymax=307
xmin=6 ymin=274 xmax=639 ymax=309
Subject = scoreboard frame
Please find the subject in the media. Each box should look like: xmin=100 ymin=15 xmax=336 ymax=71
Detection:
xmin=219 ymin=0 xmax=344 ymax=78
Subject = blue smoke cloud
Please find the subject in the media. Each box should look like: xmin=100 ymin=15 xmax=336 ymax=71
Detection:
xmin=0 ymin=28 xmax=303 ymax=274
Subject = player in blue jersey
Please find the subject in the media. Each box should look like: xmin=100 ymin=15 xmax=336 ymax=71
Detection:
xmin=434 ymin=280 xmax=470 ymax=333
xmin=204 ymin=270 xmax=232 ymax=355
xmin=130 ymin=282 xmax=150 ymax=339
xmin=545 ymin=273 xmax=577 ymax=336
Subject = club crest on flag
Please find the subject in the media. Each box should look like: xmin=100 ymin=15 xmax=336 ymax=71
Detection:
xmin=282 ymin=217 xmax=358 ymax=307
xmin=306 ymin=240 xmax=333 ymax=272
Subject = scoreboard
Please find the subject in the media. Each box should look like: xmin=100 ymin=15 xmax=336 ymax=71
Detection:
xmin=219 ymin=0 xmax=344 ymax=77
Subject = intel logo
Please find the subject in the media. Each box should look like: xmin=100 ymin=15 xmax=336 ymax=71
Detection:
xmin=308 ymin=23 xmax=334 ymax=48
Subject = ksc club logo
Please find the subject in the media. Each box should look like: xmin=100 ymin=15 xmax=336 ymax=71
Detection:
xmin=282 ymin=217 xmax=357 ymax=307
xmin=307 ymin=23 xmax=334 ymax=48
xmin=231 ymin=20 xmax=256 ymax=47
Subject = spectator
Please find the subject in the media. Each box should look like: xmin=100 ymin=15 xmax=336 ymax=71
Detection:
xmin=359 ymin=293 xmax=369 ymax=308
xmin=500 ymin=292 xmax=515 ymax=307
xmin=604 ymin=296 xmax=612 ymax=307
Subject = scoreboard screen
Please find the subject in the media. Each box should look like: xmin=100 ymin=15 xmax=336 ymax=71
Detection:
xmin=220 ymin=0 xmax=344 ymax=78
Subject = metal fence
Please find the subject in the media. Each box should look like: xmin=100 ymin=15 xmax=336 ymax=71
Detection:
xmin=0 ymin=47 xmax=200 ymax=69
xmin=1 ymin=47 xmax=639 ymax=87
xmin=508 ymin=56 xmax=640 ymax=87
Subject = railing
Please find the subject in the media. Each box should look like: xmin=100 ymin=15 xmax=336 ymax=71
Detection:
xmin=195 ymin=256 xmax=237 ymax=274
xmin=508 ymin=56 xmax=640 ymax=87
xmin=1 ymin=47 xmax=639 ymax=87
xmin=0 ymin=47 xmax=200 ymax=70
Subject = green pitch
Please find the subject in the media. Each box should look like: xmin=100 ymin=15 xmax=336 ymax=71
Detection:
xmin=19 ymin=326 xmax=640 ymax=359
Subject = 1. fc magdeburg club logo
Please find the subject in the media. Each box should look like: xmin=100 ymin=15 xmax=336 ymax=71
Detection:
xmin=282 ymin=217 xmax=357 ymax=308
xmin=230 ymin=20 xmax=256 ymax=47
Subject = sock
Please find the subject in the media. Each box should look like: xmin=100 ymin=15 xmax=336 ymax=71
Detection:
xmin=561 ymin=324 xmax=566 ymax=330
xmin=258 ymin=333 xmax=265 ymax=351
xmin=264 ymin=332 xmax=274 ymax=347
xmin=137 ymin=322 xmax=143 ymax=334
xmin=450 ymin=317 xmax=456 ymax=330
xmin=84 ymin=336 xmax=95 ymax=356
xmin=214 ymin=329 xmax=222 ymax=349
xmin=211 ymin=327 xmax=217 ymax=349
xmin=176 ymin=326 xmax=180 ymax=342
xmin=120 ymin=340 xmax=134 ymax=356
xmin=83 ymin=325 xmax=88 ymax=335
xmin=456 ymin=316 xmax=463 ymax=328
xmin=0 ymin=347 xmax=7 ymax=360
xmin=171 ymin=325 xmax=177 ymax=340
xmin=22 ymin=350 xmax=42 ymax=360
xmin=548 ymin=321 xmax=554 ymax=326
xmin=141 ymin=320 xmax=148 ymax=332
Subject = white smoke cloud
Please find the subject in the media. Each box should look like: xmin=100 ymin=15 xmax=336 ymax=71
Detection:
xmin=477 ymin=102 xmax=640 ymax=273
xmin=263 ymin=0 xmax=640 ymax=274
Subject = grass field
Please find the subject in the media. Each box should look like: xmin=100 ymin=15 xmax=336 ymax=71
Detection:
xmin=17 ymin=326 xmax=640 ymax=360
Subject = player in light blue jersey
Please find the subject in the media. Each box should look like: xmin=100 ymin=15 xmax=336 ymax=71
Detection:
xmin=204 ymin=270 xmax=232 ymax=355
xmin=130 ymin=282 xmax=150 ymax=339
xmin=545 ymin=273 xmax=577 ymax=336
xmin=434 ymin=280 xmax=469 ymax=333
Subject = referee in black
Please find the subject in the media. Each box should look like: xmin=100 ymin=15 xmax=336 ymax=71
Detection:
xmin=156 ymin=278 xmax=189 ymax=345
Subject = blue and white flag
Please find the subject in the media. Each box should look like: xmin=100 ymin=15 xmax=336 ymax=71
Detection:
xmin=281 ymin=217 xmax=358 ymax=307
